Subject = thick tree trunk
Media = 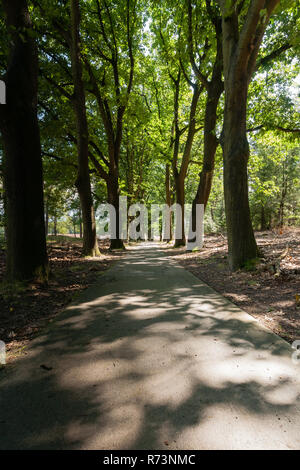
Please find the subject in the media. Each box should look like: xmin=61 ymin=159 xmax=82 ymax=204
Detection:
xmin=70 ymin=0 xmax=100 ymax=257
xmin=0 ymin=0 xmax=48 ymax=282
xmin=217 ymin=0 xmax=280 ymax=270
xmin=222 ymin=82 xmax=258 ymax=269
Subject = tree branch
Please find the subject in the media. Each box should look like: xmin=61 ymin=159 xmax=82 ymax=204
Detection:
xmin=84 ymin=58 xmax=115 ymax=144
xmin=256 ymin=42 xmax=293 ymax=69
xmin=247 ymin=123 xmax=300 ymax=133
xmin=187 ymin=0 xmax=209 ymax=90
xmin=40 ymin=69 xmax=74 ymax=101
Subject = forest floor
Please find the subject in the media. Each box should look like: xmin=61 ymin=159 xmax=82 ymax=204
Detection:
xmin=0 ymin=236 xmax=122 ymax=362
xmin=172 ymin=228 xmax=300 ymax=344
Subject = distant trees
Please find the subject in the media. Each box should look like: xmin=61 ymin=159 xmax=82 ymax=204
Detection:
xmin=249 ymin=134 xmax=300 ymax=230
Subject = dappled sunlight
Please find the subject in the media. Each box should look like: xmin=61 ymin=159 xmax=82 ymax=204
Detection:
xmin=197 ymin=354 xmax=296 ymax=388
xmin=176 ymin=404 xmax=287 ymax=450
xmin=0 ymin=243 xmax=299 ymax=449
xmin=264 ymin=382 xmax=299 ymax=406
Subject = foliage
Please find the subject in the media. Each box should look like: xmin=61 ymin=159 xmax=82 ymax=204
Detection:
xmin=0 ymin=0 xmax=299 ymax=241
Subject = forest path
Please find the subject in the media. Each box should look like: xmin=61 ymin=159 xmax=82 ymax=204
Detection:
xmin=1 ymin=242 xmax=300 ymax=450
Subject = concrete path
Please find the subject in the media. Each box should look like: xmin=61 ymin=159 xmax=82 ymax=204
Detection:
xmin=0 ymin=243 xmax=300 ymax=450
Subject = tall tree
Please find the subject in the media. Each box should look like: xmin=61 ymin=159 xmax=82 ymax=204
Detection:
xmin=0 ymin=0 xmax=48 ymax=281
xmin=70 ymin=0 xmax=100 ymax=256
xmin=217 ymin=0 xmax=280 ymax=269
xmin=186 ymin=0 xmax=224 ymax=245
xmin=152 ymin=5 xmax=204 ymax=247
xmin=171 ymin=72 xmax=202 ymax=247
xmin=32 ymin=0 xmax=100 ymax=256
xmin=84 ymin=0 xmax=137 ymax=249
xmin=164 ymin=163 xmax=173 ymax=241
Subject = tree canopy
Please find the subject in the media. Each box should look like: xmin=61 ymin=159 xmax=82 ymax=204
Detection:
xmin=0 ymin=0 xmax=299 ymax=279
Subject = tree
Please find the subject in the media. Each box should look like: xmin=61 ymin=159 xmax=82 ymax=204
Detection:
xmin=217 ymin=0 xmax=280 ymax=269
xmin=160 ymin=64 xmax=203 ymax=247
xmin=152 ymin=4 xmax=204 ymax=247
xmin=0 ymin=0 xmax=48 ymax=281
xmin=70 ymin=0 xmax=100 ymax=256
xmin=83 ymin=0 xmax=138 ymax=249
xmin=32 ymin=0 xmax=100 ymax=257
xmin=186 ymin=0 xmax=224 ymax=245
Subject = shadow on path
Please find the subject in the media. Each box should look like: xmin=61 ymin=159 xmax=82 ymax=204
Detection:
xmin=0 ymin=243 xmax=299 ymax=449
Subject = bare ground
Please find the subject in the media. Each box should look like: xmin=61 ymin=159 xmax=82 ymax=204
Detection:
xmin=0 ymin=236 xmax=122 ymax=363
xmin=172 ymin=228 xmax=300 ymax=344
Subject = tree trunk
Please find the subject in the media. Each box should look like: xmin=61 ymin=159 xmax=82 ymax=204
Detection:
xmin=278 ymin=162 xmax=287 ymax=228
xmin=148 ymin=208 xmax=153 ymax=241
xmin=260 ymin=205 xmax=267 ymax=231
xmin=163 ymin=163 xmax=172 ymax=242
xmin=70 ymin=0 xmax=100 ymax=257
xmin=189 ymin=80 xmax=222 ymax=240
xmin=172 ymin=79 xmax=201 ymax=248
xmin=217 ymin=0 xmax=280 ymax=270
xmin=174 ymin=172 xmax=185 ymax=247
xmin=107 ymin=173 xmax=124 ymax=250
xmin=188 ymin=12 xmax=223 ymax=245
xmin=279 ymin=199 xmax=285 ymax=228
xmin=45 ymin=198 xmax=49 ymax=237
xmin=79 ymin=216 xmax=83 ymax=239
xmin=54 ymin=215 xmax=57 ymax=236
xmin=222 ymin=82 xmax=258 ymax=269
xmin=159 ymin=215 xmax=163 ymax=242
xmin=0 ymin=0 xmax=48 ymax=282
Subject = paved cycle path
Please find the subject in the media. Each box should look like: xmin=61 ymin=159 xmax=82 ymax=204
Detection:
xmin=0 ymin=243 xmax=299 ymax=449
